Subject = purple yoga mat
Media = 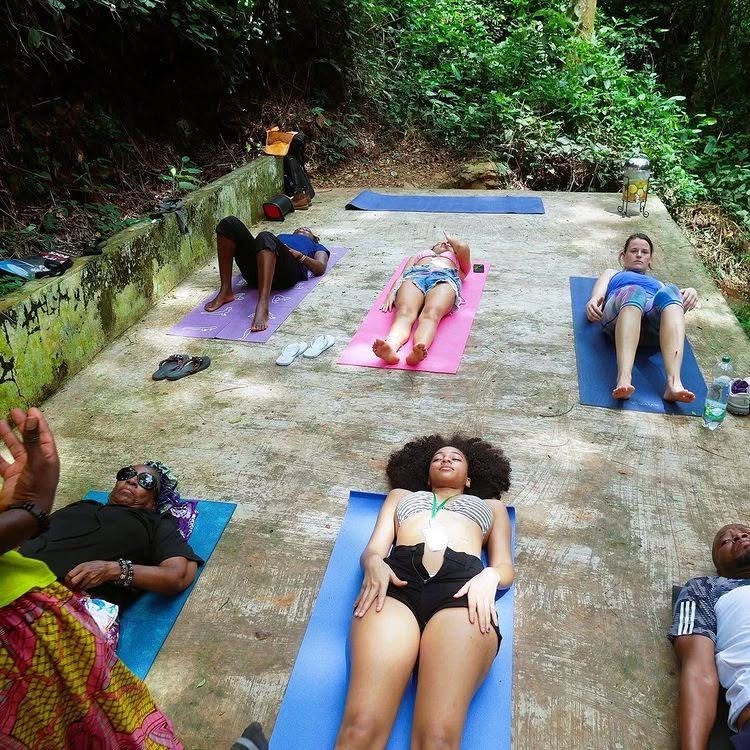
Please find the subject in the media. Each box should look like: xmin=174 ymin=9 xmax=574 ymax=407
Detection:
xmin=168 ymin=246 xmax=349 ymax=343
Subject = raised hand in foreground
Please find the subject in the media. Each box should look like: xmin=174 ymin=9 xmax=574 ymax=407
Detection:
xmin=0 ymin=407 xmax=60 ymax=514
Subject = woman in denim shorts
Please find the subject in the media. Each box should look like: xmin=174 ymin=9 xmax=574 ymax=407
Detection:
xmin=336 ymin=434 xmax=514 ymax=749
xmin=585 ymin=233 xmax=699 ymax=402
xmin=372 ymin=235 xmax=471 ymax=366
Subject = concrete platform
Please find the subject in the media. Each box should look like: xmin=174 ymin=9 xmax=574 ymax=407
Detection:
xmin=39 ymin=189 xmax=749 ymax=749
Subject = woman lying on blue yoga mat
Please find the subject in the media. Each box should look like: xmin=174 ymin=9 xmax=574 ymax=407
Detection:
xmin=336 ymin=434 xmax=514 ymax=750
xmin=373 ymin=235 xmax=471 ymax=365
xmin=585 ymin=232 xmax=698 ymax=402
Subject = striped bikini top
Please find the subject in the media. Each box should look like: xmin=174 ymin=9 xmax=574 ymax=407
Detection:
xmin=395 ymin=490 xmax=494 ymax=536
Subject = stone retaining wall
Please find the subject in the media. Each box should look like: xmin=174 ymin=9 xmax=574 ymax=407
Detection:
xmin=0 ymin=156 xmax=281 ymax=415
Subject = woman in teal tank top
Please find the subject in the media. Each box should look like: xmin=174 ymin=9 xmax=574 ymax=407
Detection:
xmin=585 ymin=233 xmax=699 ymax=402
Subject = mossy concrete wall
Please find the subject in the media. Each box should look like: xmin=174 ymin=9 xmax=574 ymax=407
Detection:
xmin=0 ymin=156 xmax=281 ymax=415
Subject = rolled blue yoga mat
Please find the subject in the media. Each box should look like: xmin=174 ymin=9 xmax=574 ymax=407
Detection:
xmin=271 ymin=490 xmax=515 ymax=749
xmin=345 ymin=189 xmax=545 ymax=214
xmin=569 ymin=276 xmax=707 ymax=416
xmin=85 ymin=490 xmax=235 ymax=679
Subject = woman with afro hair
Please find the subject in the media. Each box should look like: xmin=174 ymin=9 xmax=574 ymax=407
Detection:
xmin=335 ymin=434 xmax=514 ymax=750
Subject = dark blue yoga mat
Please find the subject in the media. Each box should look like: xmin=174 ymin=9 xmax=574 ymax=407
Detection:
xmin=569 ymin=276 xmax=707 ymax=416
xmin=346 ymin=189 xmax=545 ymax=214
xmin=85 ymin=490 xmax=235 ymax=679
xmin=271 ymin=490 xmax=515 ymax=750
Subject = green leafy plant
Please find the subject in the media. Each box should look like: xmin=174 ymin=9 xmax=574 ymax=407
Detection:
xmin=159 ymin=156 xmax=203 ymax=194
xmin=309 ymin=108 xmax=362 ymax=165
xmin=83 ymin=203 xmax=142 ymax=236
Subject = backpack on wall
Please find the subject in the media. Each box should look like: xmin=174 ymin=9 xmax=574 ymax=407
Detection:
xmin=283 ymin=133 xmax=315 ymax=199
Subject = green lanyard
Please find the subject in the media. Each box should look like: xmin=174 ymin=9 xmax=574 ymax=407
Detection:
xmin=431 ymin=492 xmax=460 ymax=519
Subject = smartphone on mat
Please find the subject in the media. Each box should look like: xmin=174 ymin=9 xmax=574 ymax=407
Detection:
xmin=473 ymin=263 xmax=485 ymax=273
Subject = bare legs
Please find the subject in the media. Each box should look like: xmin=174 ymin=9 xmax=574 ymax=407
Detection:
xmin=406 ymin=284 xmax=456 ymax=365
xmin=204 ymin=236 xmax=276 ymax=332
xmin=204 ymin=234 xmax=237 ymax=312
xmin=335 ymin=599 xmax=420 ymax=750
xmin=373 ymin=283 xmax=456 ymax=365
xmin=660 ymin=304 xmax=695 ymax=402
xmin=612 ymin=303 xmax=695 ymax=402
xmin=335 ymin=604 xmax=496 ymax=750
xmin=250 ymin=249 xmax=275 ymax=332
xmin=411 ymin=609 xmax=497 ymax=750
xmin=613 ymin=306 xmax=641 ymax=399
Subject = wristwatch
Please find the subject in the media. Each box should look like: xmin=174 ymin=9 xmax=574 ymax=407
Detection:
xmin=4 ymin=502 xmax=51 ymax=534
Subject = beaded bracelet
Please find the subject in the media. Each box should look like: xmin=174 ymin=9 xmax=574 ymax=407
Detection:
xmin=115 ymin=558 xmax=134 ymax=587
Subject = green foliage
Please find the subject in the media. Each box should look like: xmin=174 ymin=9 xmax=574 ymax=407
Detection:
xmin=83 ymin=203 xmax=143 ymax=236
xmin=0 ymin=223 xmax=55 ymax=258
xmin=345 ymin=0 xmax=749 ymax=236
xmin=159 ymin=156 xmax=202 ymax=193
xmin=309 ymin=108 xmax=362 ymax=165
xmin=0 ymin=202 xmax=140 ymax=261
xmin=733 ymin=303 xmax=750 ymax=339
xmin=690 ymin=126 xmax=750 ymax=231
xmin=1 ymin=0 xmax=270 ymax=93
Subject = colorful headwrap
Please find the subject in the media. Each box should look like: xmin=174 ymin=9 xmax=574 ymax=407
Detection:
xmin=145 ymin=461 xmax=199 ymax=541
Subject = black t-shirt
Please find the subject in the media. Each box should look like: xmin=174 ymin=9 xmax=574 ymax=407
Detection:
xmin=20 ymin=500 xmax=203 ymax=608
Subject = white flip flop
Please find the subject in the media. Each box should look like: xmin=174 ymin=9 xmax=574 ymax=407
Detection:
xmin=302 ymin=334 xmax=336 ymax=359
xmin=275 ymin=341 xmax=309 ymax=366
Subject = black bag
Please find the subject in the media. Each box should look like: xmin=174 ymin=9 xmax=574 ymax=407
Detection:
xmin=283 ymin=132 xmax=315 ymax=199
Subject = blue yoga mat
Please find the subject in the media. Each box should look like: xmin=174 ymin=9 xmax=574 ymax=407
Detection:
xmin=345 ymin=189 xmax=545 ymax=214
xmin=85 ymin=490 xmax=236 ymax=679
xmin=271 ymin=490 xmax=515 ymax=749
xmin=569 ymin=276 xmax=707 ymax=416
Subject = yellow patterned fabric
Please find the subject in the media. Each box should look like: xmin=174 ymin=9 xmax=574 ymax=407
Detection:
xmin=0 ymin=581 xmax=183 ymax=750
xmin=0 ymin=550 xmax=56 ymax=608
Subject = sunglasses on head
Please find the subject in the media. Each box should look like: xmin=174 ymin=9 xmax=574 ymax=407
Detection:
xmin=116 ymin=466 xmax=157 ymax=491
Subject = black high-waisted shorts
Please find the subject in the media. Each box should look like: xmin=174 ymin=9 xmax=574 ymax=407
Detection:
xmin=384 ymin=543 xmax=501 ymax=653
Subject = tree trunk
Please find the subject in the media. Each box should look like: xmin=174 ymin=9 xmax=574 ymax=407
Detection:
xmin=695 ymin=0 xmax=733 ymax=108
xmin=569 ymin=0 xmax=596 ymax=38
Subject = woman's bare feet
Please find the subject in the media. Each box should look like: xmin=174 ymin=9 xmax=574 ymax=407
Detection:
xmin=405 ymin=343 xmax=428 ymax=366
xmin=251 ymin=302 xmax=269 ymax=332
xmin=664 ymin=382 xmax=696 ymax=402
xmin=373 ymin=338 xmax=399 ymax=364
xmin=204 ymin=290 xmax=235 ymax=312
xmin=612 ymin=381 xmax=635 ymax=399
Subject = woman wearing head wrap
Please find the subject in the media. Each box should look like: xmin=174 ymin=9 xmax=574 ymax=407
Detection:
xmin=0 ymin=408 xmax=183 ymax=749
xmin=19 ymin=458 xmax=203 ymax=611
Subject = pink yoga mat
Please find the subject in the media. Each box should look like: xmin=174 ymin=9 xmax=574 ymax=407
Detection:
xmin=167 ymin=246 xmax=348 ymax=343
xmin=337 ymin=260 xmax=490 ymax=374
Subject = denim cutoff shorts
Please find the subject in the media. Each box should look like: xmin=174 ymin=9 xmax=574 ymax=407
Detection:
xmin=398 ymin=266 xmax=463 ymax=309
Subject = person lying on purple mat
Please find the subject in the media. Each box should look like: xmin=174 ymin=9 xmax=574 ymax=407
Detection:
xmin=335 ymin=434 xmax=513 ymax=749
xmin=19 ymin=462 xmax=202 ymax=611
xmin=373 ymin=234 xmax=471 ymax=366
xmin=205 ymin=217 xmax=330 ymax=332
xmin=671 ymin=524 xmax=750 ymax=750
xmin=585 ymin=232 xmax=698 ymax=402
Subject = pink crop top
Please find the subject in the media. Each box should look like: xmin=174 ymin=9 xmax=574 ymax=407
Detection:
xmin=412 ymin=248 xmax=460 ymax=268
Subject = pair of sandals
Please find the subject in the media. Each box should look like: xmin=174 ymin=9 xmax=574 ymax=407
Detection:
xmin=152 ymin=354 xmax=211 ymax=381
xmin=276 ymin=334 xmax=335 ymax=366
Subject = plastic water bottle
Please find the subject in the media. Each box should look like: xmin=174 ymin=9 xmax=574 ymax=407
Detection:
xmin=702 ymin=355 xmax=734 ymax=430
